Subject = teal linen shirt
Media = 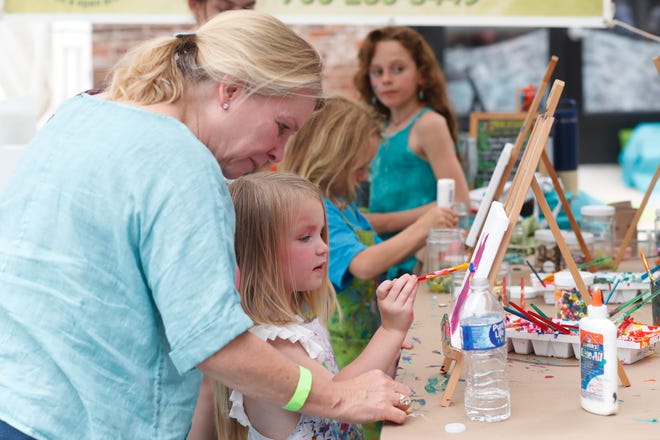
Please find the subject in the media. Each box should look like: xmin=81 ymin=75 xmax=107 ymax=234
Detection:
xmin=0 ymin=94 xmax=253 ymax=439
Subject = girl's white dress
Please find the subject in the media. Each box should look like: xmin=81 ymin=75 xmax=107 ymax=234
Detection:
xmin=229 ymin=318 xmax=364 ymax=440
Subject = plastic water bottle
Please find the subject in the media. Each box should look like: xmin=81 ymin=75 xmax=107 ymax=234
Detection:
xmin=459 ymin=277 xmax=511 ymax=422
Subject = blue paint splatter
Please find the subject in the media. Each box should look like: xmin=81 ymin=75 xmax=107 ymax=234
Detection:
xmin=631 ymin=418 xmax=658 ymax=423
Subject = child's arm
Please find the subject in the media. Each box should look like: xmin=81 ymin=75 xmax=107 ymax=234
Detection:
xmin=348 ymin=207 xmax=457 ymax=281
xmin=187 ymin=374 xmax=216 ymax=440
xmin=335 ymin=275 xmax=417 ymax=381
xmin=363 ymin=203 xmax=433 ymax=235
xmin=411 ymin=111 xmax=470 ymax=205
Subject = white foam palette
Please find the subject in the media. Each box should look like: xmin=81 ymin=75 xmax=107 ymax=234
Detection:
xmin=506 ymin=328 xmax=659 ymax=364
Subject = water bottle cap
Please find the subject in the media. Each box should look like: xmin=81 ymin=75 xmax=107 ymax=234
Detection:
xmin=445 ymin=422 xmax=466 ymax=434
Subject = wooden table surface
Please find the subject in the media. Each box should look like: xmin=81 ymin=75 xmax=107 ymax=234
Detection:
xmin=382 ymin=263 xmax=660 ymax=440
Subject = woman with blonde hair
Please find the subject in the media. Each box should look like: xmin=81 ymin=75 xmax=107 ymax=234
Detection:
xmin=0 ymin=11 xmax=411 ymax=440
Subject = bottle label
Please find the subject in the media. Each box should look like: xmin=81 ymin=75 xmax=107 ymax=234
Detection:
xmin=461 ymin=319 xmax=505 ymax=350
xmin=580 ymin=329 xmax=606 ymax=401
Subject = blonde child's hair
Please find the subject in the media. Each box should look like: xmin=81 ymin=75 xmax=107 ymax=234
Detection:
xmin=214 ymin=171 xmax=337 ymax=440
xmin=353 ymin=26 xmax=459 ymax=146
xmin=106 ymin=10 xmax=323 ymax=106
xmin=280 ymin=95 xmax=382 ymax=208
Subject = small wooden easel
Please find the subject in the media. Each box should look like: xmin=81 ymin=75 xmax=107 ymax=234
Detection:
xmin=611 ymin=56 xmax=660 ymax=269
xmin=468 ymin=55 xmax=594 ymax=267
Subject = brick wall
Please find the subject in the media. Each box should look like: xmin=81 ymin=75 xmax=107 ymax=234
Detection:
xmin=92 ymin=24 xmax=374 ymax=98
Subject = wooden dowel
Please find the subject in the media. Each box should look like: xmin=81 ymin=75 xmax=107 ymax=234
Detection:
xmin=493 ymin=56 xmax=558 ymax=202
xmin=530 ymin=178 xmax=590 ymax=302
xmin=612 ymin=163 xmax=660 ymax=268
xmin=540 ymin=150 xmax=595 ymax=265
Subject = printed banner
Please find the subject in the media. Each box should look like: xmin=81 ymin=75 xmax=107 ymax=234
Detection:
xmin=256 ymin=0 xmax=613 ymax=27
xmin=3 ymin=0 xmax=613 ymax=27
xmin=3 ymin=0 xmax=188 ymax=14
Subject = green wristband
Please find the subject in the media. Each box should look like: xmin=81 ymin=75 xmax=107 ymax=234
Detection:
xmin=283 ymin=365 xmax=313 ymax=412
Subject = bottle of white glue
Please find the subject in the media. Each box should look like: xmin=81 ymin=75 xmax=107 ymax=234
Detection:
xmin=579 ymin=288 xmax=618 ymax=415
xmin=437 ymin=178 xmax=455 ymax=208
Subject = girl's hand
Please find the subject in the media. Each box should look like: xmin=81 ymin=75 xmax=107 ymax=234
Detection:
xmin=420 ymin=206 xmax=458 ymax=229
xmin=376 ymin=274 xmax=417 ymax=335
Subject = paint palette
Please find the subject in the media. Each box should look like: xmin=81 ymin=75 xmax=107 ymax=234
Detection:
xmin=532 ymin=271 xmax=650 ymax=304
xmin=506 ymin=316 xmax=660 ymax=364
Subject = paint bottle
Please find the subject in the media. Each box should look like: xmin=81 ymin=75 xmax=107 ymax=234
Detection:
xmin=579 ymin=289 xmax=618 ymax=415
xmin=436 ymin=178 xmax=455 ymax=208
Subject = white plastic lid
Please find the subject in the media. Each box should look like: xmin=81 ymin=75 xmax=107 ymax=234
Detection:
xmin=554 ymin=270 xmax=594 ymax=288
xmin=534 ymin=229 xmax=556 ymax=242
xmin=580 ymin=205 xmax=615 ymax=217
xmin=563 ymin=231 xmax=594 ymax=245
xmin=445 ymin=422 xmax=466 ymax=434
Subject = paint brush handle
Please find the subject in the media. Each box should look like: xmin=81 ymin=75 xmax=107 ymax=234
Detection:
xmin=613 ymin=288 xmax=660 ymax=324
xmin=609 ymin=289 xmax=649 ymax=317
xmin=417 ymin=262 xmax=470 ymax=282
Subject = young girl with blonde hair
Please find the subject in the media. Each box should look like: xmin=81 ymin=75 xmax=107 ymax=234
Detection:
xmin=212 ymin=171 xmax=417 ymax=440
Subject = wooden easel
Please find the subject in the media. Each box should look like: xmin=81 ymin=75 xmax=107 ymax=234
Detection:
xmin=440 ymin=76 xmax=631 ymax=406
xmin=439 ymin=314 xmax=463 ymax=407
xmin=468 ymin=56 xmax=594 ymax=265
xmin=611 ymin=56 xmax=660 ymax=269
xmin=440 ymin=80 xmax=567 ymax=407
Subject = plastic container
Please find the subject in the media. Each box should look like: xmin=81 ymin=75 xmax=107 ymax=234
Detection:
xmin=534 ymin=229 xmax=561 ymax=273
xmin=554 ymin=271 xmax=594 ymax=321
xmin=580 ymin=205 xmax=615 ymax=270
xmin=426 ymin=228 xmax=465 ymax=293
xmin=564 ymin=231 xmax=594 ymax=267
xmin=460 ymin=277 xmax=511 ymax=422
xmin=579 ymin=290 xmax=618 ymax=415
xmin=437 ymin=178 xmax=455 ymax=208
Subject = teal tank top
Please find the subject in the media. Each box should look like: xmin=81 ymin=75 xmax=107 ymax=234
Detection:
xmin=369 ymin=107 xmax=437 ymax=276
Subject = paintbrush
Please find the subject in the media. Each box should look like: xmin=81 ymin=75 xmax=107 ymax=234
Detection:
xmin=604 ymin=276 xmax=622 ymax=305
xmin=639 ymin=248 xmax=656 ymax=284
xmin=526 ymin=260 xmax=546 ymax=287
xmin=609 ymin=289 xmax=650 ymax=318
xmin=529 ymin=303 xmax=578 ymax=330
xmin=507 ymin=301 xmax=551 ymax=332
xmin=417 ymin=262 xmax=472 ymax=282
xmin=501 ymin=274 xmax=508 ymax=307
xmin=527 ymin=310 xmax=572 ymax=334
xmin=542 ymin=256 xmax=612 ymax=283
xmin=640 ymin=264 xmax=660 ymax=281
xmin=613 ymin=288 xmax=660 ymax=324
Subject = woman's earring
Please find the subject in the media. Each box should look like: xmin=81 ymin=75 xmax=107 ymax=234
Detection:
xmin=418 ymin=89 xmax=425 ymax=101
xmin=371 ymin=96 xmax=377 ymax=105
xmin=222 ymin=103 xmax=229 ymax=110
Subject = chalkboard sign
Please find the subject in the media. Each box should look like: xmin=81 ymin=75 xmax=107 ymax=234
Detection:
xmin=469 ymin=112 xmax=528 ymax=188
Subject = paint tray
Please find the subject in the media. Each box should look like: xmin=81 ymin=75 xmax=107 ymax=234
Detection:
xmin=506 ymin=317 xmax=660 ymax=364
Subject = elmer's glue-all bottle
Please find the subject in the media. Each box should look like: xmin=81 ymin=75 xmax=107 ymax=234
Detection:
xmin=579 ymin=289 xmax=618 ymax=415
